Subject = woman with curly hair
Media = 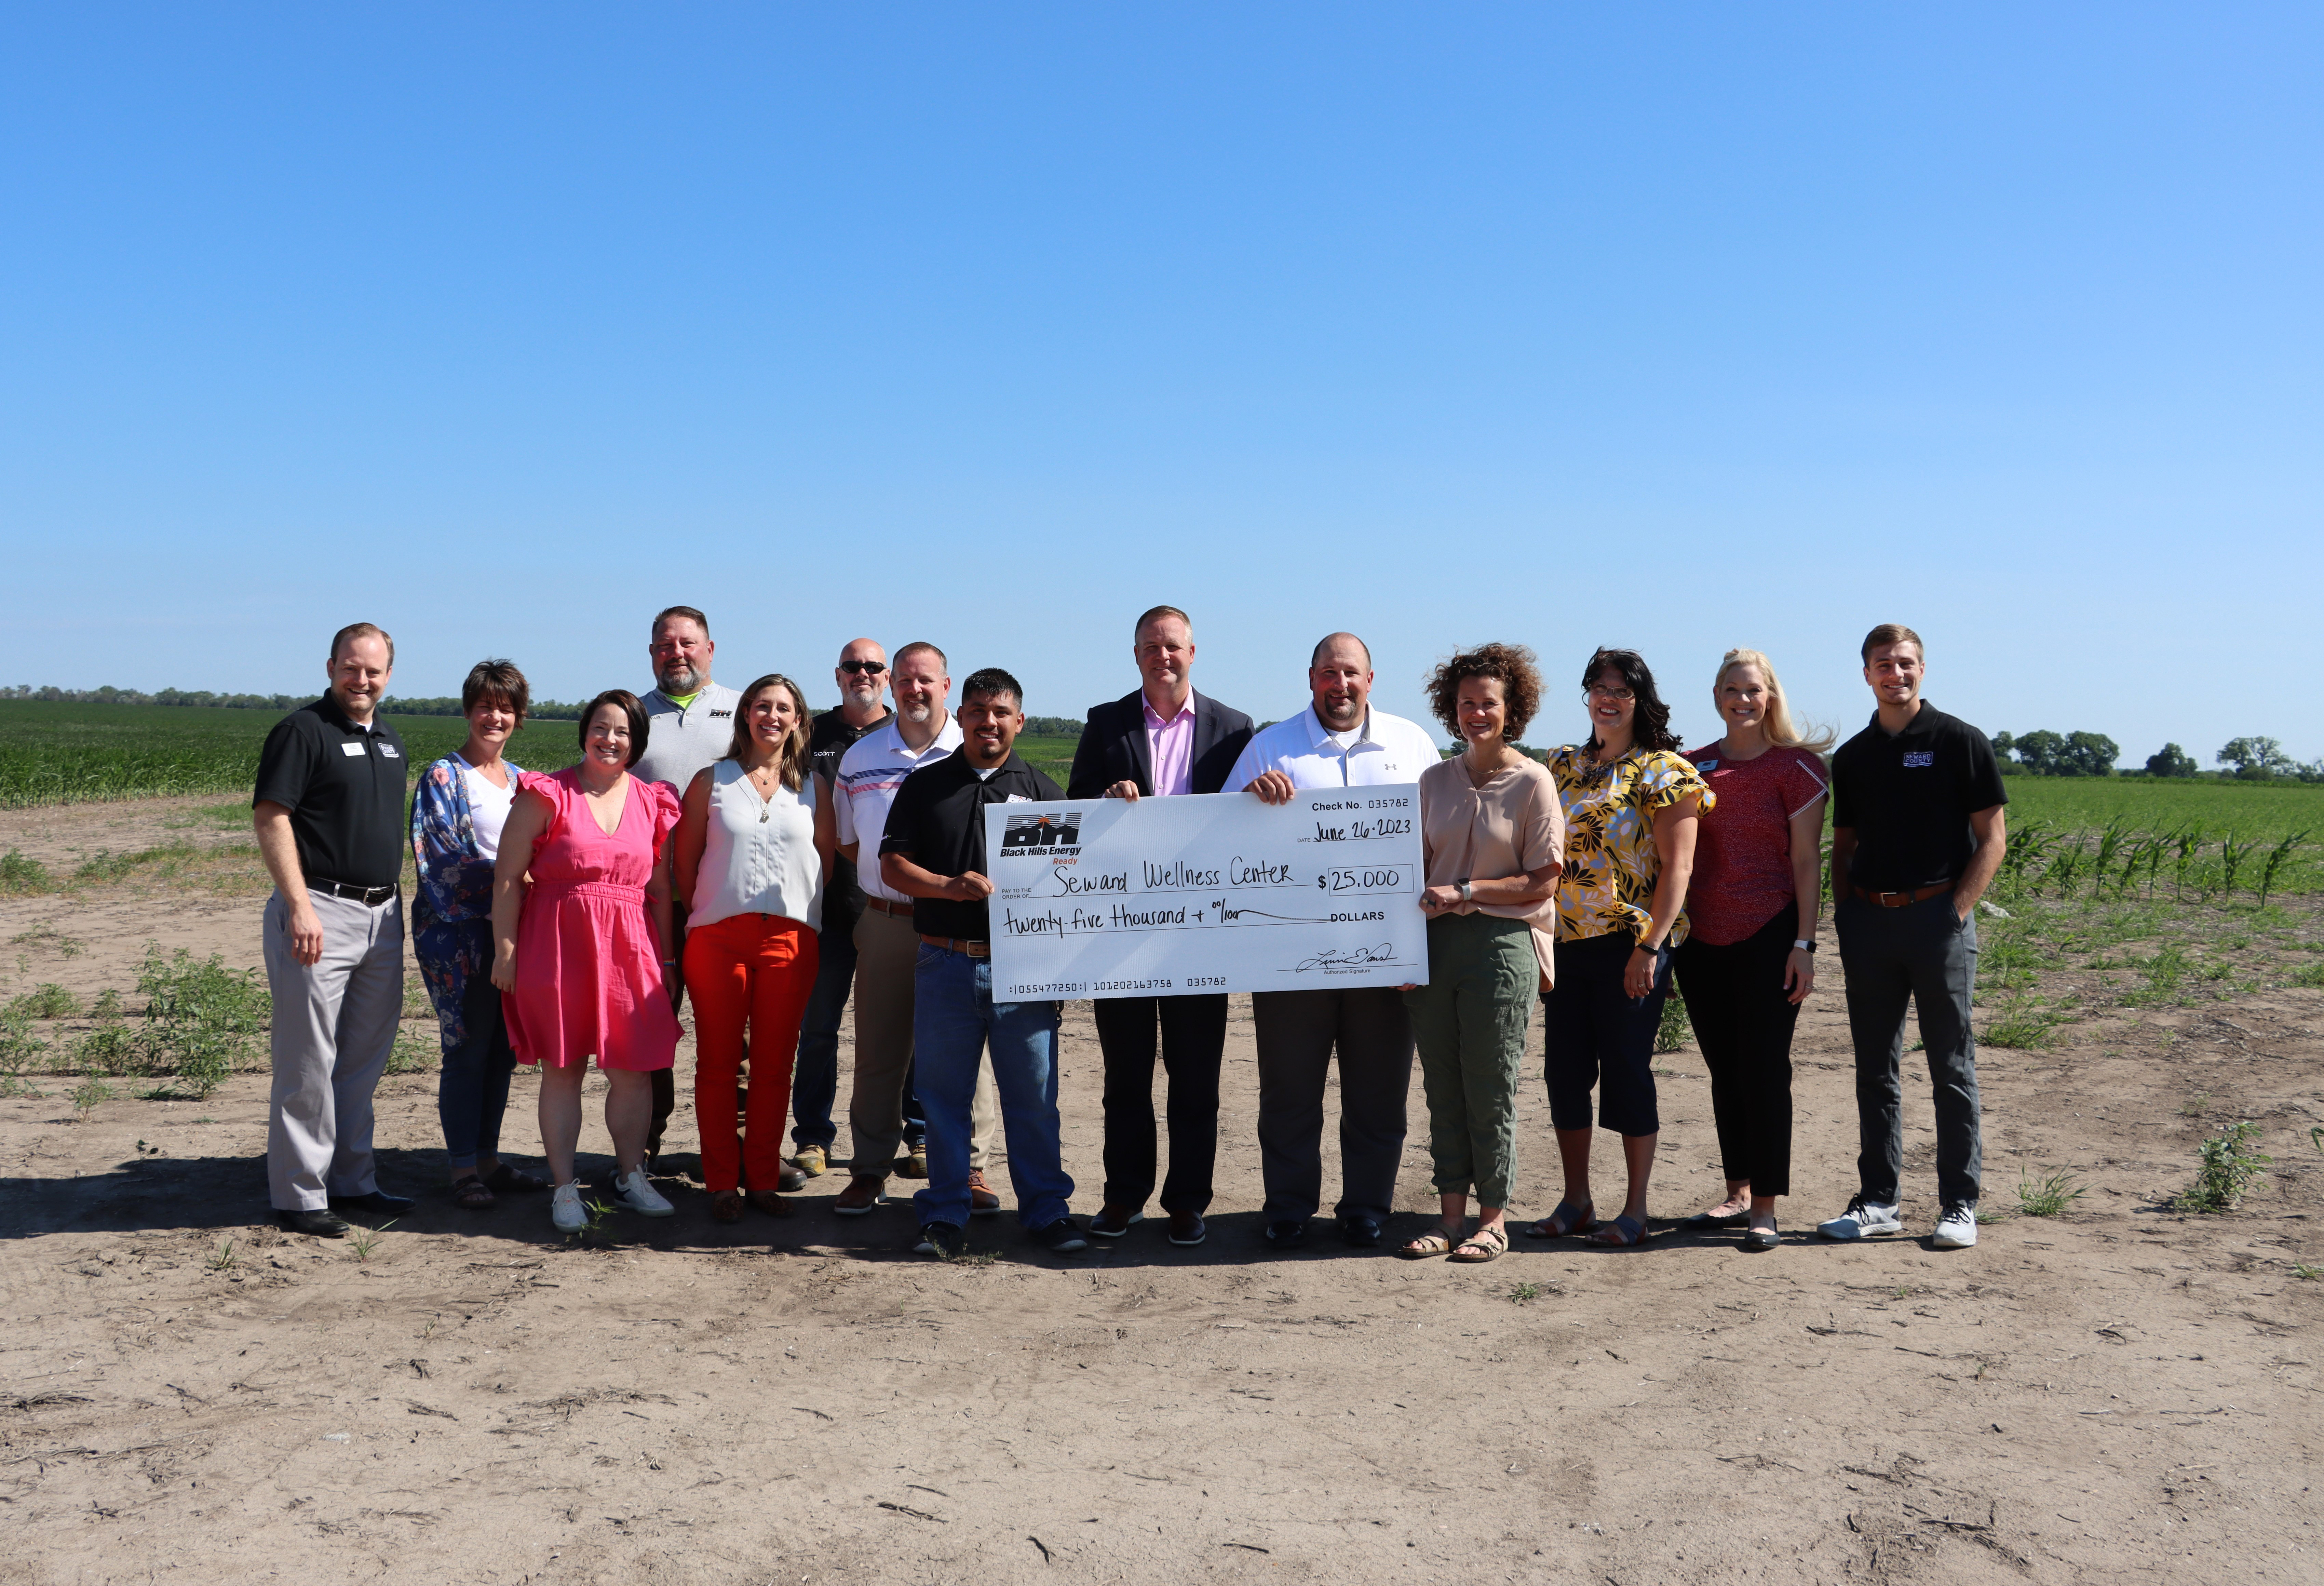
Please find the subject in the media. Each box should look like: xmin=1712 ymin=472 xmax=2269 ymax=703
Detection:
xmin=672 ymin=673 xmax=833 ymax=1223
xmin=1397 ymin=644 xmax=1564 ymax=1264
xmin=1522 ymin=648 xmax=1711 ymax=1249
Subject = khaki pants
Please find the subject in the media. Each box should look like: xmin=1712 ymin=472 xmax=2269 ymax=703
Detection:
xmin=264 ymin=888 xmax=405 ymax=1211
xmin=848 ymin=906 xmax=994 ymax=1177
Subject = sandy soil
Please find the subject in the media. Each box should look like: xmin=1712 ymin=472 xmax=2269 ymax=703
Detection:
xmin=2 ymin=799 xmax=2321 ymax=1584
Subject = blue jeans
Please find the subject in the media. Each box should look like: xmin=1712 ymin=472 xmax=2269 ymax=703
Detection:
xmin=438 ymin=948 xmax=516 ymax=1172
xmin=789 ymin=911 xmax=857 ymax=1151
xmin=910 ymin=946 xmax=1070 ymax=1230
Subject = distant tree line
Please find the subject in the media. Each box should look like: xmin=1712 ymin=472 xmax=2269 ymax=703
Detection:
xmin=1988 ymin=727 xmax=2324 ymax=782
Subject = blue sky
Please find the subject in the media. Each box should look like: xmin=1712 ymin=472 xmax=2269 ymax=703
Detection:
xmin=3 ymin=5 xmax=2318 ymax=764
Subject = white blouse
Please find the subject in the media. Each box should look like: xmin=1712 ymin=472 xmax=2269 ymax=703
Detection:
xmin=688 ymin=759 xmax=823 ymax=932
xmin=461 ymin=764 xmax=516 ymax=861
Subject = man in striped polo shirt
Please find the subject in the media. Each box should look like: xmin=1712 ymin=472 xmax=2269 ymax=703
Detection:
xmin=830 ymin=641 xmax=999 ymax=1216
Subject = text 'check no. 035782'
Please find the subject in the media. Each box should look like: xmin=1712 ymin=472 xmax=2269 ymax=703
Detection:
xmin=982 ymin=785 xmax=1429 ymax=1000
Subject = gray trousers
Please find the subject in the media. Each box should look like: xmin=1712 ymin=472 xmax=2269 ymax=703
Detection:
xmin=265 ymin=888 xmax=405 ymax=1211
xmin=1835 ymin=891 xmax=1982 ymax=1208
xmin=1251 ymin=986 xmax=1415 ymax=1223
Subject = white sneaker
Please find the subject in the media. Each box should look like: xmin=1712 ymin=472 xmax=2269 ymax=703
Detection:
xmin=615 ymin=1167 xmax=675 ymax=1217
xmin=1816 ymin=1197 xmax=1903 ymax=1240
xmin=1933 ymin=1202 xmax=1979 ymax=1249
xmin=551 ymin=1182 xmax=587 ymax=1233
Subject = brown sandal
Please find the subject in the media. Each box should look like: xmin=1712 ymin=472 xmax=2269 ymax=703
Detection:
xmin=1449 ymin=1225 xmax=1508 ymax=1263
xmin=451 ymin=1174 xmax=496 ymax=1210
xmin=1399 ymin=1226 xmax=1460 ymax=1259
xmin=710 ymin=1190 xmax=745 ymax=1224
xmin=746 ymin=1190 xmax=795 ymax=1219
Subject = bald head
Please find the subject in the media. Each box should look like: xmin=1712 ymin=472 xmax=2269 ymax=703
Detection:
xmin=835 ymin=637 xmax=890 ymax=720
xmin=1307 ymin=632 xmax=1374 ymax=732
xmin=1311 ymin=632 xmax=1372 ymax=670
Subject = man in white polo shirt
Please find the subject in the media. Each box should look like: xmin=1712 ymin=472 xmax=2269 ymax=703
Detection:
xmin=830 ymin=641 xmax=998 ymax=1216
xmin=1227 ymin=631 xmax=1439 ymax=1249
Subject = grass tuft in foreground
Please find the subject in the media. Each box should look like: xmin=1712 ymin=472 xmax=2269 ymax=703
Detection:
xmin=2177 ymin=1120 xmax=2272 ymax=1213
xmin=2015 ymin=1167 xmax=2089 ymax=1218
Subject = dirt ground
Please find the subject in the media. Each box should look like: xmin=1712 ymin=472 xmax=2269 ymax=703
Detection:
xmin=2 ymin=798 xmax=2321 ymax=1585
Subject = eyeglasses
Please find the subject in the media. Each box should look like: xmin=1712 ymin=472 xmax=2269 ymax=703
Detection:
xmin=839 ymin=660 xmax=888 ymax=675
xmin=1586 ymin=684 xmax=1635 ymax=702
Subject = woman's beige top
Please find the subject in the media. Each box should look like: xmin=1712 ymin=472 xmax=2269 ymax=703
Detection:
xmin=1417 ymin=753 xmax=1567 ymax=985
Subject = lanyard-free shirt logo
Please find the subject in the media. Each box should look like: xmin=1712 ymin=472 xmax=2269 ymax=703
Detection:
xmin=1902 ymin=751 xmax=1935 ymax=768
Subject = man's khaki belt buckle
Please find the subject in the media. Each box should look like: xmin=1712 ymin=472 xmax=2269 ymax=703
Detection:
xmin=1855 ymin=883 xmax=1952 ymax=909
xmin=310 ymin=876 xmax=396 ymax=906
xmin=920 ymin=935 xmax=990 ymax=959
xmin=863 ymin=896 xmax=912 ymax=918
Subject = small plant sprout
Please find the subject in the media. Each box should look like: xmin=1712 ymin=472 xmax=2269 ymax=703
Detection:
xmin=2255 ymin=830 xmax=2307 ymax=909
xmin=348 ymin=1219 xmax=396 ymax=1262
xmin=2292 ymin=1263 xmax=2322 ymax=1282
xmin=2015 ymin=1167 xmax=2089 ymax=1218
xmin=1508 ymin=1281 xmax=1544 ymax=1305
xmin=69 ymin=1077 xmax=117 ymax=1121
xmin=2180 ymin=1091 xmax=2213 ymax=1118
xmin=206 ymin=1238 xmax=238 ymax=1272
xmin=2178 ymin=1120 xmax=2272 ymax=1213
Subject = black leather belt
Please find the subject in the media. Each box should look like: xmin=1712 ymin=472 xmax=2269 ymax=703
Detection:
xmin=309 ymin=877 xmax=398 ymax=906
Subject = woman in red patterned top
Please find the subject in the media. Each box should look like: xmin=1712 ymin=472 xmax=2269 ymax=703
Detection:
xmin=1673 ymin=649 xmax=1831 ymax=1252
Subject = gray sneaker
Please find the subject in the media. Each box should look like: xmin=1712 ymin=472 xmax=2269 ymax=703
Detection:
xmin=1932 ymin=1202 xmax=1979 ymax=1249
xmin=1816 ymin=1197 xmax=1903 ymax=1240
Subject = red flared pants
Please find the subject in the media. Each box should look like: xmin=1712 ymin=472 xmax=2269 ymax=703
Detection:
xmin=682 ymin=912 xmax=819 ymax=1195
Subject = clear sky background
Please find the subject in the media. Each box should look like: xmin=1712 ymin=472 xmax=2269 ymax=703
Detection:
xmin=3 ymin=5 xmax=2318 ymax=763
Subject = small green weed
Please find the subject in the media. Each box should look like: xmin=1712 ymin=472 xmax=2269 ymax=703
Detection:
xmin=2123 ymin=945 xmax=2196 ymax=1007
xmin=1983 ymin=996 xmax=2064 ymax=1049
xmin=1508 ymin=1281 xmax=1544 ymax=1304
xmin=2291 ymin=1263 xmax=2322 ymax=1282
xmin=0 ymin=850 xmax=50 ymax=895
xmin=72 ymin=843 xmax=205 ymax=884
xmin=943 ymin=1246 xmax=1001 ymax=1267
xmin=7 ymin=925 xmax=84 ymax=957
xmin=2015 ymin=1167 xmax=2089 ymax=1218
xmin=348 ymin=1219 xmax=396 ymax=1262
xmin=0 ymin=1008 xmax=49 ymax=1074
xmin=136 ymin=945 xmax=268 ymax=1097
xmin=2177 ymin=1120 xmax=2271 ymax=1213
xmin=565 ymin=1197 xmax=621 ymax=1246
xmin=2179 ymin=1091 xmax=2212 ymax=1117
xmin=1655 ymin=986 xmax=1691 ymax=1054
xmin=205 ymin=1238 xmax=238 ymax=1273
xmin=6 ymin=983 xmax=78 ymax=1020
xmin=2292 ymin=963 xmax=2324 ymax=990
xmin=70 ymin=1077 xmax=118 ymax=1121
xmin=386 ymin=1028 xmax=436 ymax=1076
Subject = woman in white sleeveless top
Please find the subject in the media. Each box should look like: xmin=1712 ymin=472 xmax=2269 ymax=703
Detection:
xmin=672 ymin=673 xmax=833 ymax=1222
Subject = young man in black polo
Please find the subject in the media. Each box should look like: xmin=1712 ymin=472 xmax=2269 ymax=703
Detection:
xmin=252 ymin=622 xmax=416 ymax=1237
xmin=879 ymin=668 xmax=1085 ymax=1258
xmin=1818 ymin=624 xmax=2008 ymax=1251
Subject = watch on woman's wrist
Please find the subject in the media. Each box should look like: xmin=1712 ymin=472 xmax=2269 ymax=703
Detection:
xmin=1458 ymin=880 xmax=1474 ymax=904
xmin=1792 ymin=939 xmax=1816 ymax=954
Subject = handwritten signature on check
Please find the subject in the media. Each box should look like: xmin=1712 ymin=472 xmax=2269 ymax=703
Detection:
xmin=1294 ymin=943 xmax=1398 ymax=972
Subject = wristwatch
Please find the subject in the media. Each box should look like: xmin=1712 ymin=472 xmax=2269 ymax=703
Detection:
xmin=1458 ymin=880 xmax=1474 ymax=904
xmin=1792 ymin=939 xmax=1816 ymax=954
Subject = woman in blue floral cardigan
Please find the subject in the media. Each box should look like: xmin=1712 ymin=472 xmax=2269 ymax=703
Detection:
xmin=411 ymin=660 xmax=552 ymax=1208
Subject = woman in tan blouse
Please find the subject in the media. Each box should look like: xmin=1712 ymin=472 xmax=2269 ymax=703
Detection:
xmin=1398 ymin=644 xmax=1564 ymax=1263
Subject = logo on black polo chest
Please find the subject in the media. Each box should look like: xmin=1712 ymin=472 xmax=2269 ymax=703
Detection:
xmin=1902 ymin=751 xmax=1934 ymax=768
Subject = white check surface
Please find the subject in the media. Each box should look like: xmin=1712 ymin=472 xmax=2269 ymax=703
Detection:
xmin=982 ymin=786 xmax=1427 ymax=1000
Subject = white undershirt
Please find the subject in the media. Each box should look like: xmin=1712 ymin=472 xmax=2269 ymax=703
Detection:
xmin=462 ymin=765 xmax=515 ymax=860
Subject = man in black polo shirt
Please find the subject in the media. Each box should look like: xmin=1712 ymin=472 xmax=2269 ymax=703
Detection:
xmin=252 ymin=622 xmax=416 ymax=1237
xmin=789 ymin=636 xmax=893 ymax=1177
xmin=1818 ymin=623 xmax=2009 ymax=1251
xmin=879 ymin=668 xmax=1085 ymax=1258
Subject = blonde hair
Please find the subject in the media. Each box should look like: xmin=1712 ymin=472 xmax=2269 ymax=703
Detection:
xmin=1714 ymin=649 xmax=1833 ymax=753
xmin=724 ymin=673 xmax=813 ymax=792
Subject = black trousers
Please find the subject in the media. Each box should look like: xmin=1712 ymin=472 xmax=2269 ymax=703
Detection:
xmin=1672 ymin=903 xmax=1799 ymax=1197
xmin=1094 ymin=993 xmax=1228 ymax=1216
xmin=1541 ymin=931 xmax=1667 ymax=1137
xmin=1251 ymin=986 xmax=1414 ymax=1223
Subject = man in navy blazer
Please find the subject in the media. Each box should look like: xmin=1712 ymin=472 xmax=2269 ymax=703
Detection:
xmin=1065 ymin=605 xmax=1256 ymax=1246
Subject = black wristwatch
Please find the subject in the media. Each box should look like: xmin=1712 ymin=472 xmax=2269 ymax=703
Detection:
xmin=1792 ymin=939 xmax=1816 ymax=954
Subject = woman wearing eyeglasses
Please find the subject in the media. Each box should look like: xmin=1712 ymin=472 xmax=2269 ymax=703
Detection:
xmin=1523 ymin=648 xmax=1711 ymax=1250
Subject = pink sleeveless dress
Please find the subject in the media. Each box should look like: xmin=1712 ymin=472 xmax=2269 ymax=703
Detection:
xmin=505 ymin=768 xmax=683 ymax=1072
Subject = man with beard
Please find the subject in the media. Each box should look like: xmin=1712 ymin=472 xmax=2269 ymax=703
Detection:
xmin=831 ymin=642 xmax=999 ymax=1217
xmin=631 ymin=605 xmax=800 ymax=1189
xmin=787 ymin=637 xmax=894 ymax=1178
xmin=1227 ymin=632 xmax=1438 ymax=1249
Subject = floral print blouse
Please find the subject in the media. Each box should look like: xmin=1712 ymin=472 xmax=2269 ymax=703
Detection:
xmin=409 ymin=753 xmax=522 ymax=1055
xmin=1545 ymin=744 xmax=1714 ymax=946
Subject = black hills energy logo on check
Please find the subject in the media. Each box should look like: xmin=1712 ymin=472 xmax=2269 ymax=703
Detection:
xmin=1000 ymin=811 xmax=1082 ymax=861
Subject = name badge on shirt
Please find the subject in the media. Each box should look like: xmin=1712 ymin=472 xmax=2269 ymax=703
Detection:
xmin=340 ymin=742 xmax=366 ymax=757
xmin=1902 ymin=751 xmax=1934 ymax=767
xmin=1004 ymin=793 xmax=1033 ymax=803
xmin=380 ymin=744 xmax=400 ymax=758
xmin=1695 ymin=759 xmax=1718 ymax=772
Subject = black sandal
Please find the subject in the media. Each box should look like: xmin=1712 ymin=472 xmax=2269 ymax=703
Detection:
xmin=485 ymin=1163 xmax=551 ymax=1194
xmin=451 ymin=1174 xmax=496 ymax=1210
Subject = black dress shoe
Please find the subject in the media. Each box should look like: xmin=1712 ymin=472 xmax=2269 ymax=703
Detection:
xmin=1167 ymin=1212 xmax=1208 ymax=1247
xmin=774 ymin=1165 xmax=807 ymax=1194
xmin=278 ymin=1208 xmax=351 ymax=1237
xmin=1677 ymin=1211 xmax=1749 ymax=1232
xmin=1264 ymin=1218 xmax=1308 ymax=1247
xmin=328 ymin=1190 xmax=414 ymax=1215
xmin=1337 ymin=1214 xmax=1383 ymax=1248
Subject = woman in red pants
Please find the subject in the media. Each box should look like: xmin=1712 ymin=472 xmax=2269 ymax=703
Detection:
xmin=673 ymin=673 xmax=833 ymax=1222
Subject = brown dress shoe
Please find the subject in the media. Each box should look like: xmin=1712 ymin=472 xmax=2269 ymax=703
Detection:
xmin=833 ymin=1175 xmax=888 ymax=1215
xmin=747 ymin=1190 xmax=795 ymax=1218
xmin=710 ymin=1190 xmax=745 ymax=1224
xmin=967 ymin=1168 xmax=1002 ymax=1217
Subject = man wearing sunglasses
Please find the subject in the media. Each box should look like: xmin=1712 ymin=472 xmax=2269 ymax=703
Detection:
xmin=787 ymin=639 xmax=895 ymax=1178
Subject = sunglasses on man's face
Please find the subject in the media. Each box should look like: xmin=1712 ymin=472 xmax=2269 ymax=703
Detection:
xmin=839 ymin=660 xmax=888 ymax=675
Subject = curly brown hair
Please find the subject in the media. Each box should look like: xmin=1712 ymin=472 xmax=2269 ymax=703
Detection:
xmin=1425 ymin=642 xmax=1542 ymax=742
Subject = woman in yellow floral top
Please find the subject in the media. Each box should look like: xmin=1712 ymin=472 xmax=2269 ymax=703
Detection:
xmin=1521 ymin=648 xmax=1710 ymax=1249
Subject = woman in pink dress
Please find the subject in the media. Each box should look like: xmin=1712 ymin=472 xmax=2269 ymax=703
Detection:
xmin=490 ymin=689 xmax=684 ymax=1234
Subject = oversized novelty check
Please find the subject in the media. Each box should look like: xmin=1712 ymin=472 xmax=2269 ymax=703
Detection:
xmin=982 ymin=785 xmax=1427 ymax=1000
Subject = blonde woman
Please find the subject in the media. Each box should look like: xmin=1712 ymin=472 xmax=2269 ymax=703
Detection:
xmin=673 ymin=674 xmax=835 ymax=1222
xmin=1673 ymin=649 xmax=1831 ymax=1252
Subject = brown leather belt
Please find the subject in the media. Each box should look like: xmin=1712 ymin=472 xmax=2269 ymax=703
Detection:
xmin=863 ymin=896 xmax=913 ymax=918
xmin=1851 ymin=883 xmax=1954 ymax=908
xmin=920 ymin=935 xmax=991 ymax=958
